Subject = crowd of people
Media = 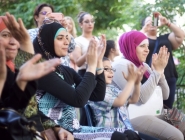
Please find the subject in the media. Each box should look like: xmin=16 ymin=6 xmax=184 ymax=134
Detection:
xmin=0 ymin=2 xmax=185 ymax=140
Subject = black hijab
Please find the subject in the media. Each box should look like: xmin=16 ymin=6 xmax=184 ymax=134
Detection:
xmin=33 ymin=22 xmax=67 ymax=75
xmin=33 ymin=22 xmax=65 ymax=60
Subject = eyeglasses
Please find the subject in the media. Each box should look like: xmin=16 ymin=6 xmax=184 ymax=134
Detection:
xmin=43 ymin=17 xmax=61 ymax=24
xmin=104 ymin=67 xmax=116 ymax=72
xmin=83 ymin=20 xmax=95 ymax=24
xmin=39 ymin=11 xmax=48 ymax=15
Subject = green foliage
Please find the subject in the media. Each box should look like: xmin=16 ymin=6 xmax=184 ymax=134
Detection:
xmin=0 ymin=0 xmax=80 ymax=29
xmin=0 ymin=0 xmax=132 ymax=38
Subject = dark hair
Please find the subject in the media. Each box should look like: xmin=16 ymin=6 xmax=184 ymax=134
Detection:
xmin=77 ymin=11 xmax=89 ymax=23
xmin=104 ymin=40 xmax=116 ymax=58
xmin=141 ymin=17 xmax=147 ymax=29
xmin=33 ymin=3 xmax=54 ymax=26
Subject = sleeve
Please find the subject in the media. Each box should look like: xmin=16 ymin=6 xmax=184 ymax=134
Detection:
xmin=140 ymin=69 xmax=161 ymax=103
xmin=158 ymin=75 xmax=170 ymax=100
xmin=3 ymin=80 xmax=37 ymax=110
xmin=27 ymin=29 xmax=37 ymax=43
xmin=24 ymin=95 xmax=59 ymax=132
xmin=74 ymin=37 xmax=82 ymax=48
xmin=89 ymin=72 xmax=106 ymax=101
xmin=113 ymin=61 xmax=162 ymax=104
xmin=38 ymin=71 xmax=97 ymax=108
xmin=15 ymin=49 xmax=35 ymax=69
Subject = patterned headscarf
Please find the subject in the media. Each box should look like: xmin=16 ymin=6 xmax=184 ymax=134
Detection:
xmin=33 ymin=22 xmax=67 ymax=75
xmin=119 ymin=30 xmax=150 ymax=78
xmin=33 ymin=22 xmax=66 ymax=59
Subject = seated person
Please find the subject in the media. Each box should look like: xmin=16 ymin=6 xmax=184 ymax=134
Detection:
xmin=0 ymin=13 xmax=74 ymax=140
xmin=0 ymin=14 xmax=60 ymax=110
xmin=112 ymin=31 xmax=183 ymax=140
xmin=89 ymin=57 xmax=158 ymax=140
xmin=31 ymin=18 xmax=133 ymax=139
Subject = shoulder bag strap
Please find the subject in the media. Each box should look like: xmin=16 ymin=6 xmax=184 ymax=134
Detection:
xmin=148 ymin=39 xmax=159 ymax=66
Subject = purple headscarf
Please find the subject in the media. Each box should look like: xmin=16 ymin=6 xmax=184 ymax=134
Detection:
xmin=119 ymin=30 xmax=150 ymax=78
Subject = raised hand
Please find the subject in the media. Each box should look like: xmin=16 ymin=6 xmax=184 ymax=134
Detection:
xmin=153 ymin=12 xmax=169 ymax=27
xmin=2 ymin=12 xmax=34 ymax=54
xmin=151 ymin=46 xmax=170 ymax=74
xmin=97 ymin=34 xmax=106 ymax=61
xmin=46 ymin=13 xmax=67 ymax=28
xmin=122 ymin=64 xmax=146 ymax=84
xmin=0 ymin=43 xmax=7 ymax=97
xmin=96 ymin=34 xmax=106 ymax=74
xmin=141 ymin=19 xmax=152 ymax=33
xmin=86 ymin=38 xmax=98 ymax=75
xmin=135 ymin=65 xmax=146 ymax=85
xmin=16 ymin=54 xmax=60 ymax=90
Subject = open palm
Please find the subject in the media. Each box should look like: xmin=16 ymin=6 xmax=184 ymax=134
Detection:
xmin=17 ymin=54 xmax=60 ymax=81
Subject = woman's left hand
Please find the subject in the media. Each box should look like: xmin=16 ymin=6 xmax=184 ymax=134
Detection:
xmin=16 ymin=54 xmax=60 ymax=91
xmin=17 ymin=54 xmax=60 ymax=82
xmin=58 ymin=128 xmax=74 ymax=140
xmin=97 ymin=34 xmax=106 ymax=61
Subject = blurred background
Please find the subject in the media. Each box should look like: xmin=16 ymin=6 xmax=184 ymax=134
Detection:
xmin=1 ymin=0 xmax=185 ymax=110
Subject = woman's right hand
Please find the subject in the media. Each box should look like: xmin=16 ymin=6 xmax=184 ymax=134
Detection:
xmin=151 ymin=46 xmax=170 ymax=74
xmin=86 ymin=38 xmax=98 ymax=75
xmin=16 ymin=54 xmax=61 ymax=91
xmin=0 ymin=43 xmax=7 ymax=97
xmin=141 ymin=19 xmax=152 ymax=33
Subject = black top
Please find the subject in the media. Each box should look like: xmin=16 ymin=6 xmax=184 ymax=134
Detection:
xmin=146 ymin=34 xmax=178 ymax=79
xmin=38 ymin=65 xmax=106 ymax=108
xmin=0 ymin=67 xmax=37 ymax=110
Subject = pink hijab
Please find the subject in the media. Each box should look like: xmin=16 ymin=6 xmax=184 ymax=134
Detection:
xmin=119 ymin=30 xmax=150 ymax=78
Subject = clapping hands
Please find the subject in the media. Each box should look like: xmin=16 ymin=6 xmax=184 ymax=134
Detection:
xmin=86 ymin=35 xmax=106 ymax=75
xmin=151 ymin=46 xmax=170 ymax=74
xmin=97 ymin=34 xmax=106 ymax=61
xmin=122 ymin=64 xmax=146 ymax=85
xmin=153 ymin=12 xmax=169 ymax=27
xmin=86 ymin=38 xmax=98 ymax=74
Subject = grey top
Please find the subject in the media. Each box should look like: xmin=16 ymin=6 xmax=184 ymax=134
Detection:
xmin=112 ymin=57 xmax=169 ymax=104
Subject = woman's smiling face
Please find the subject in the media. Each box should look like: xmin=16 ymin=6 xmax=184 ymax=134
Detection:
xmin=54 ymin=29 xmax=70 ymax=57
xmin=0 ymin=28 xmax=20 ymax=61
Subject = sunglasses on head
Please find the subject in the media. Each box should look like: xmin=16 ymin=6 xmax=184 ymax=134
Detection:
xmin=43 ymin=17 xmax=61 ymax=24
xmin=39 ymin=11 xmax=48 ymax=15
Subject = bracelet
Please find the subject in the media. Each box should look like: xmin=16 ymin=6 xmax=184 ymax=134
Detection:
xmin=166 ymin=21 xmax=171 ymax=28
xmin=96 ymin=68 xmax=103 ymax=72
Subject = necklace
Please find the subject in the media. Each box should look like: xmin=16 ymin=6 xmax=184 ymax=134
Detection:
xmin=55 ymin=72 xmax=64 ymax=80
